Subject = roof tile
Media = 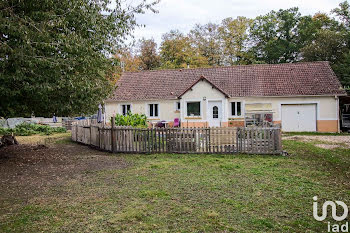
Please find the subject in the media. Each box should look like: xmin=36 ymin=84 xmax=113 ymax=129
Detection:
xmin=109 ymin=61 xmax=346 ymax=101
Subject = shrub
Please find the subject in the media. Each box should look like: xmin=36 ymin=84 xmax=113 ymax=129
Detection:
xmin=0 ymin=123 xmax=67 ymax=136
xmin=115 ymin=113 xmax=147 ymax=128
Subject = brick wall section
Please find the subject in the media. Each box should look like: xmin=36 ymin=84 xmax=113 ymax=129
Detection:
xmin=228 ymin=121 xmax=245 ymax=127
xmin=182 ymin=122 xmax=209 ymax=128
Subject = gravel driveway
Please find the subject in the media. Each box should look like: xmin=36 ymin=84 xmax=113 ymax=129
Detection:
xmin=283 ymin=135 xmax=350 ymax=149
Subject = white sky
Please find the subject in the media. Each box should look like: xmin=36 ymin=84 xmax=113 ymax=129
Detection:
xmin=131 ymin=0 xmax=344 ymax=44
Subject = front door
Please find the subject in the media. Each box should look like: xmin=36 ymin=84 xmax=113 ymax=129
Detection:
xmin=208 ymin=101 xmax=222 ymax=127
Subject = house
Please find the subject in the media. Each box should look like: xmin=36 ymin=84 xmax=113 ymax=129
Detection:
xmin=105 ymin=61 xmax=347 ymax=132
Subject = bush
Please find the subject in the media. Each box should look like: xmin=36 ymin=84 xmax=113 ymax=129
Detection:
xmin=115 ymin=113 xmax=148 ymax=128
xmin=0 ymin=123 xmax=67 ymax=136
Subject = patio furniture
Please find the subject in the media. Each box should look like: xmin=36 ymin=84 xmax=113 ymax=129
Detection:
xmin=173 ymin=118 xmax=180 ymax=127
xmin=153 ymin=121 xmax=169 ymax=128
xmin=157 ymin=121 xmax=164 ymax=128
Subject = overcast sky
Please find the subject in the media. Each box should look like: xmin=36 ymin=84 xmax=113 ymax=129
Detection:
xmin=131 ymin=0 xmax=343 ymax=44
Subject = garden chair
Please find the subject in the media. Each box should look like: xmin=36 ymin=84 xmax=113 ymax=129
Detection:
xmin=173 ymin=118 xmax=180 ymax=127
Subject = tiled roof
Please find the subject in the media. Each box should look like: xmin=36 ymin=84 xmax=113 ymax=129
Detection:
xmin=108 ymin=61 xmax=346 ymax=101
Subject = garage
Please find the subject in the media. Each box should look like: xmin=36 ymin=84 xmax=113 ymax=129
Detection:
xmin=281 ymin=104 xmax=317 ymax=132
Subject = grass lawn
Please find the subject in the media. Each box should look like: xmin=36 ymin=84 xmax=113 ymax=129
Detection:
xmin=0 ymin=134 xmax=349 ymax=232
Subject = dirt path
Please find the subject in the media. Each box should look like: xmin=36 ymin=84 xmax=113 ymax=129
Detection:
xmin=0 ymin=141 xmax=129 ymax=201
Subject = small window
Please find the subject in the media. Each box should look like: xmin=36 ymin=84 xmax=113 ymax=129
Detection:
xmin=149 ymin=104 xmax=159 ymax=117
xmin=175 ymin=102 xmax=180 ymax=111
xmin=231 ymin=102 xmax=242 ymax=116
xmin=122 ymin=104 xmax=131 ymax=115
xmin=187 ymin=102 xmax=200 ymax=116
xmin=213 ymin=106 xmax=218 ymax=118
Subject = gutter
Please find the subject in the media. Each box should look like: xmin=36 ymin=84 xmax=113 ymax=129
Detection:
xmin=336 ymin=95 xmax=340 ymax=133
xmin=105 ymin=94 xmax=348 ymax=103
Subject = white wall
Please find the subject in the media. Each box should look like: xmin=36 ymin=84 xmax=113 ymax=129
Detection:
xmin=105 ymin=94 xmax=338 ymax=124
xmin=238 ymin=96 xmax=338 ymax=121
xmin=105 ymin=99 xmax=180 ymax=122
xmin=180 ymin=80 xmax=227 ymax=122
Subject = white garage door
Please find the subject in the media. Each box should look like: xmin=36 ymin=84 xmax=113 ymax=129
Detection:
xmin=281 ymin=104 xmax=316 ymax=132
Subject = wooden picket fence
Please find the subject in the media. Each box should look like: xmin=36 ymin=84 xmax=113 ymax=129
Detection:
xmin=71 ymin=119 xmax=282 ymax=155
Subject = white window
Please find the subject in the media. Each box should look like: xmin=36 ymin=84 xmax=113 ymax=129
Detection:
xmin=187 ymin=102 xmax=201 ymax=116
xmin=213 ymin=106 xmax=219 ymax=118
xmin=231 ymin=102 xmax=242 ymax=116
xmin=148 ymin=104 xmax=159 ymax=117
xmin=175 ymin=102 xmax=180 ymax=111
xmin=121 ymin=104 xmax=131 ymax=115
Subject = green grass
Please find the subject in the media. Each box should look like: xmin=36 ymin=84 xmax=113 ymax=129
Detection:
xmin=0 ymin=138 xmax=349 ymax=232
xmin=0 ymin=123 xmax=67 ymax=136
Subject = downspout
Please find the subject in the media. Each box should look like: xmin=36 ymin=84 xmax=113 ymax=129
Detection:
xmin=335 ymin=96 xmax=340 ymax=133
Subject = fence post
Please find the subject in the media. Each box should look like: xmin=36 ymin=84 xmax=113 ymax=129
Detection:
xmin=76 ymin=122 xmax=78 ymax=142
xmin=277 ymin=127 xmax=282 ymax=153
xmin=89 ymin=122 xmax=92 ymax=146
xmin=111 ymin=117 xmax=115 ymax=153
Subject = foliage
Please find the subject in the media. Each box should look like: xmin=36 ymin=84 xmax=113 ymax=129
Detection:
xmin=115 ymin=112 xmax=148 ymax=127
xmin=219 ymin=17 xmax=253 ymax=65
xmin=332 ymin=1 xmax=350 ymax=29
xmin=332 ymin=51 xmax=350 ymax=87
xmin=301 ymin=29 xmax=348 ymax=63
xmin=249 ymin=8 xmax=305 ymax=63
xmin=138 ymin=38 xmax=160 ymax=70
xmin=189 ymin=23 xmax=223 ymax=66
xmin=159 ymin=30 xmax=209 ymax=69
xmin=0 ymin=123 xmax=67 ymax=136
xmin=0 ymin=0 xmax=159 ymax=118
xmin=114 ymin=47 xmax=144 ymax=78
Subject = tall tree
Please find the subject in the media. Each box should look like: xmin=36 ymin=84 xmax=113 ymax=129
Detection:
xmin=297 ymin=13 xmax=340 ymax=50
xmin=159 ymin=30 xmax=208 ymax=69
xmin=0 ymin=0 xmax=158 ymax=117
xmin=189 ymin=23 xmax=222 ymax=66
xmin=219 ymin=17 xmax=253 ymax=65
xmin=333 ymin=51 xmax=350 ymax=88
xmin=332 ymin=1 xmax=350 ymax=89
xmin=138 ymin=38 xmax=160 ymax=70
xmin=332 ymin=1 xmax=350 ymax=29
xmin=114 ymin=47 xmax=143 ymax=76
xmin=250 ymin=8 xmax=303 ymax=63
xmin=301 ymin=29 xmax=347 ymax=63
